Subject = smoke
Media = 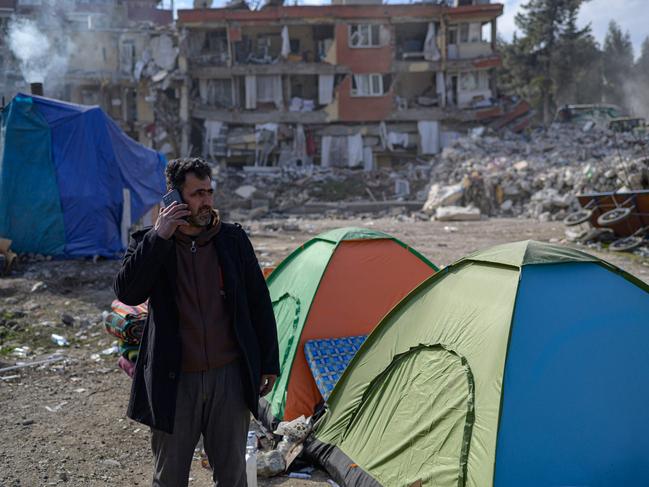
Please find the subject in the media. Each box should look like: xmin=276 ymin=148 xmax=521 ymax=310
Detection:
xmin=623 ymin=78 xmax=649 ymax=119
xmin=7 ymin=12 xmax=75 ymax=91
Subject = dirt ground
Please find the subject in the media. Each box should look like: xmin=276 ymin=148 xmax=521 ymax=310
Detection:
xmin=1 ymin=217 xmax=647 ymax=487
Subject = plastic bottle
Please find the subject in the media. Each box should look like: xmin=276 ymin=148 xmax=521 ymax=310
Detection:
xmin=245 ymin=431 xmax=258 ymax=487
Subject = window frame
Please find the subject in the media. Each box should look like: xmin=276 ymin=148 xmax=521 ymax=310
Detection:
xmin=348 ymin=23 xmax=382 ymax=49
xmin=351 ymin=73 xmax=385 ymax=97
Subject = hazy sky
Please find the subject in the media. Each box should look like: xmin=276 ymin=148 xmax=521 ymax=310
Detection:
xmin=166 ymin=0 xmax=648 ymax=56
xmin=501 ymin=0 xmax=648 ymax=56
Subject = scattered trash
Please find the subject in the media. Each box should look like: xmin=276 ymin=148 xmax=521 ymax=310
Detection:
xmin=288 ymin=472 xmax=312 ymax=479
xmin=44 ymin=401 xmax=68 ymax=412
xmin=256 ymin=450 xmax=285 ymax=478
xmin=30 ymin=281 xmax=47 ymax=293
xmin=0 ymin=355 xmax=64 ymax=373
xmin=50 ymin=334 xmax=69 ymax=347
xmin=12 ymin=346 xmax=30 ymax=358
xmin=101 ymin=345 xmax=120 ymax=355
xmin=246 ymin=431 xmax=258 ymax=487
xmin=0 ymin=374 xmax=20 ymax=381
xmin=435 ymin=206 xmax=481 ymax=222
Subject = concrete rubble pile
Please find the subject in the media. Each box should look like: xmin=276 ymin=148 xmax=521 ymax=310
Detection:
xmin=423 ymin=125 xmax=649 ymax=222
xmin=215 ymin=163 xmax=432 ymax=219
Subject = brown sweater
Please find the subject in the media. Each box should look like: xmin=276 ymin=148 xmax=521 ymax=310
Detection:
xmin=173 ymin=213 xmax=239 ymax=372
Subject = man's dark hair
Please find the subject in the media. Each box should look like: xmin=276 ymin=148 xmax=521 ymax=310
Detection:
xmin=165 ymin=157 xmax=211 ymax=190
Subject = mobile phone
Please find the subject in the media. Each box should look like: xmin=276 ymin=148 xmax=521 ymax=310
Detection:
xmin=162 ymin=188 xmax=183 ymax=207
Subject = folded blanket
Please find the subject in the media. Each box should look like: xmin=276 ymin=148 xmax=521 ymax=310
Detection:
xmin=111 ymin=299 xmax=148 ymax=320
xmin=119 ymin=342 xmax=139 ymax=362
xmin=104 ymin=312 xmax=144 ymax=345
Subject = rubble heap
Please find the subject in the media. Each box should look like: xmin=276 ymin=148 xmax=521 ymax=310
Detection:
xmin=214 ymin=163 xmax=432 ymax=218
xmin=423 ymin=125 xmax=649 ymax=221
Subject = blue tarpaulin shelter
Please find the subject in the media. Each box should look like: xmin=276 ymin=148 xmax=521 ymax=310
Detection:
xmin=0 ymin=94 xmax=166 ymax=258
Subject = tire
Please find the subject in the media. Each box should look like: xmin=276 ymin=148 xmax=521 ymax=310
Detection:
xmin=563 ymin=209 xmax=593 ymax=227
xmin=597 ymin=207 xmax=632 ymax=226
xmin=609 ymin=236 xmax=644 ymax=252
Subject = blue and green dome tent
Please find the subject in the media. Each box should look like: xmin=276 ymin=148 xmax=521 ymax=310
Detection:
xmin=308 ymin=240 xmax=649 ymax=487
xmin=0 ymin=94 xmax=166 ymax=257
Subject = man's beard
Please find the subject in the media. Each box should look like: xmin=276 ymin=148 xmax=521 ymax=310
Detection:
xmin=188 ymin=207 xmax=212 ymax=227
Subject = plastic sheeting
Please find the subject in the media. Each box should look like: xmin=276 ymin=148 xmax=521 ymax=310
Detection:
xmin=0 ymin=94 xmax=166 ymax=257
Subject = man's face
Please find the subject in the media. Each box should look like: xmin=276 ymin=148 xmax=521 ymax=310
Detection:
xmin=180 ymin=172 xmax=214 ymax=227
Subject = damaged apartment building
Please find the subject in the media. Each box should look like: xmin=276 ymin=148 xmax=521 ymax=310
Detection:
xmin=0 ymin=0 xmax=181 ymax=157
xmin=178 ymin=0 xmax=503 ymax=169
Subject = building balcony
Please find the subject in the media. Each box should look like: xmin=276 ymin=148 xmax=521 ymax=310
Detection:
xmin=192 ymin=105 xmax=330 ymax=124
xmin=190 ymin=62 xmax=348 ymax=78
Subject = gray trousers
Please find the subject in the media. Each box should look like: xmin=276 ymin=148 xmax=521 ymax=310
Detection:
xmin=151 ymin=361 xmax=250 ymax=487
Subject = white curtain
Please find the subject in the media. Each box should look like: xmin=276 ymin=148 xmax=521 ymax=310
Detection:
xmin=436 ymin=71 xmax=446 ymax=107
xmin=321 ymin=136 xmax=332 ymax=167
xmin=318 ymin=74 xmax=334 ymax=105
xmin=204 ymin=120 xmax=224 ymax=158
xmin=347 ymin=133 xmax=364 ymax=168
xmin=424 ymin=23 xmax=440 ymax=61
xmin=294 ymin=124 xmax=307 ymax=162
xmin=281 ymin=26 xmax=290 ymax=59
xmin=418 ymin=120 xmax=440 ymax=155
xmin=363 ymin=146 xmax=374 ymax=171
xmin=257 ymin=75 xmax=283 ymax=108
xmin=245 ymin=75 xmax=257 ymax=109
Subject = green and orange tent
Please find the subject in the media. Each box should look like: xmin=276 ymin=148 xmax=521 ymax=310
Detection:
xmin=260 ymin=227 xmax=437 ymax=428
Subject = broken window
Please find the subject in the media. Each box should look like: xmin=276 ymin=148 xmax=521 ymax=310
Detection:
xmin=351 ymin=74 xmax=384 ymax=97
xmin=349 ymin=24 xmax=381 ymax=48
xmin=459 ymin=71 xmax=489 ymax=92
xmin=458 ymin=23 xmax=484 ymax=43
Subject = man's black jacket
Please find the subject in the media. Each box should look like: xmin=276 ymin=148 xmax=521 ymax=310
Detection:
xmin=113 ymin=222 xmax=279 ymax=434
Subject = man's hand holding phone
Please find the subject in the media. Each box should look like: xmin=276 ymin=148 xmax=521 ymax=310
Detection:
xmin=155 ymin=201 xmax=191 ymax=240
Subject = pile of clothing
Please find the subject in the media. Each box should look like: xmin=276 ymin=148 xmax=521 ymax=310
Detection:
xmin=104 ymin=299 xmax=147 ymax=377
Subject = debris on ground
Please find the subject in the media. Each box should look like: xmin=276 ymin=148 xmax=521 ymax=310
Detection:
xmin=422 ymin=124 xmax=649 ymax=222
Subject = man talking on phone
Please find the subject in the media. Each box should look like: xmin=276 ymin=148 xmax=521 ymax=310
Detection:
xmin=114 ymin=157 xmax=279 ymax=487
